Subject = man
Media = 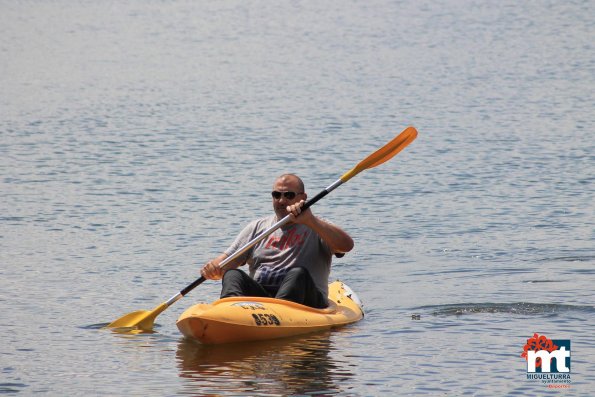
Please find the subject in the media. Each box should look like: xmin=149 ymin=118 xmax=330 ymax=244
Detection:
xmin=201 ymin=174 xmax=354 ymax=308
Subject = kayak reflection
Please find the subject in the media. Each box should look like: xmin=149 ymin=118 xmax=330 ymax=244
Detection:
xmin=176 ymin=331 xmax=355 ymax=396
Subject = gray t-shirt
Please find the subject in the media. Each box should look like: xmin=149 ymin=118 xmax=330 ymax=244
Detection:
xmin=224 ymin=214 xmax=334 ymax=298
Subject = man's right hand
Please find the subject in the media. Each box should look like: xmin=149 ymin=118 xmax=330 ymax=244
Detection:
xmin=201 ymin=260 xmax=224 ymax=280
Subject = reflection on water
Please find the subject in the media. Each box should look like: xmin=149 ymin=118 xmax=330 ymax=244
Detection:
xmin=82 ymin=323 xmax=160 ymax=335
xmin=176 ymin=332 xmax=354 ymax=396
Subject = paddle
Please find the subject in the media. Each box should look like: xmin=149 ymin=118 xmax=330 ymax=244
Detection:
xmin=107 ymin=126 xmax=418 ymax=331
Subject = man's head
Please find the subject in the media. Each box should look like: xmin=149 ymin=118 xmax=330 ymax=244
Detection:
xmin=271 ymin=174 xmax=307 ymax=218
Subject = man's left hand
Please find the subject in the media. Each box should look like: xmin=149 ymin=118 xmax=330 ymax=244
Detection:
xmin=287 ymin=200 xmax=314 ymax=225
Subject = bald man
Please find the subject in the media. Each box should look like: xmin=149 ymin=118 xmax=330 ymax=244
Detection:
xmin=201 ymin=174 xmax=353 ymax=308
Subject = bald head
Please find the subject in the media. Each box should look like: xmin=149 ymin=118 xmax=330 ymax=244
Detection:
xmin=274 ymin=174 xmax=305 ymax=193
xmin=271 ymin=174 xmax=307 ymax=218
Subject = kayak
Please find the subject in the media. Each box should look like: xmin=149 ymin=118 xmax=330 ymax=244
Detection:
xmin=176 ymin=281 xmax=364 ymax=344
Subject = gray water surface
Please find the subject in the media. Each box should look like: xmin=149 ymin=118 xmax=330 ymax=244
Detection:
xmin=1 ymin=1 xmax=593 ymax=395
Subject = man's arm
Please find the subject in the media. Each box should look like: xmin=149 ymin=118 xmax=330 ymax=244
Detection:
xmin=201 ymin=253 xmax=228 ymax=280
xmin=288 ymin=200 xmax=354 ymax=254
xmin=201 ymin=252 xmax=246 ymax=280
xmin=201 ymin=220 xmax=259 ymax=280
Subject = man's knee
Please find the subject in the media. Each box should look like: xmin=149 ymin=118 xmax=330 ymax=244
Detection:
xmin=221 ymin=269 xmax=249 ymax=298
xmin=222 ymin=268 xmax=245 ymax=282
xmin=285 ymin=266 xmax=309 ymax=279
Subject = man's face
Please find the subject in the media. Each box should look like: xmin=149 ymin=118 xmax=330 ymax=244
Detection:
xmin=271 ymin=176 xmax=306 ymax=218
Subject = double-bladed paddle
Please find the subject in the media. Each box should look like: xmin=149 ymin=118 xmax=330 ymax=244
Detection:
xmin=107 ymin=126 xmax=418 ymax=331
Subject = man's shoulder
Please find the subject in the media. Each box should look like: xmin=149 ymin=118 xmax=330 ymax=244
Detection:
xmin=245 ymin=214 xmax=277 ymax=230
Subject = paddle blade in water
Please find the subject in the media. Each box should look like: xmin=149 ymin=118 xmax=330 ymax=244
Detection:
xmin=106 ymin=302 xmax=168 ymax=331
xmin=340 ymin=126 xmax=417 ymax=182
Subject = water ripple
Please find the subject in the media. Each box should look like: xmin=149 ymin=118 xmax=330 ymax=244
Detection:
xmin=416 ymin=302 xmax=595 ymax=317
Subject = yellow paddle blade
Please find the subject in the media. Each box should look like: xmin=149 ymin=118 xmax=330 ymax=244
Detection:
xmin=106 ymin=302 xmax=168 ymax=331
xmin=340 ymin=126 xmax=418 ymax=182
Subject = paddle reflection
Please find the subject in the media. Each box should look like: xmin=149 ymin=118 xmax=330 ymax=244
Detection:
xmin=176 ymin=332 xmax=355 ymax=396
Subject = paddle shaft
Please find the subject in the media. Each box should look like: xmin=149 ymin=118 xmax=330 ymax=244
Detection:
xmin=106 ymin=127 xmax=416 ymax=331
xmin=165 ymin=178 xmax=344 ymax=306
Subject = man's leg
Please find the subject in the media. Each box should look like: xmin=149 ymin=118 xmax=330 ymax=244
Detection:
xmin=275 ymin=266 xmax=327 ymax=308
xmin=220 ymin=269 xmax=271 ymax=299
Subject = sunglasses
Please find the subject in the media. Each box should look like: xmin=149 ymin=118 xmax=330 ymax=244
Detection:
xmin=271 ymin=191 xmax=302 ymax=200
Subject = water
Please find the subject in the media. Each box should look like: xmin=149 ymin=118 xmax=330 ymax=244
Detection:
xmin=1 ymin=0 xmax=593 ymax=395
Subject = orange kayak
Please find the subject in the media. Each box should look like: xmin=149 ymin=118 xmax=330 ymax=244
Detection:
xmin=176 ymin=281 xmax=364 ymax=344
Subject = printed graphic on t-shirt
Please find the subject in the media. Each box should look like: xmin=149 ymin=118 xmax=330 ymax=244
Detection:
xmin=256 ymin=265 xmax=287 ymax=287
xmin=263 ymin=228 xmax=306 ymax=251
xmin=257 ymin=228 xmax=308 ymax=286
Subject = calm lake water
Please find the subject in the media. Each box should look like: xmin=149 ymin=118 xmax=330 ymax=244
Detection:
xmin=1 ymin=0 xmax=594 ymax=395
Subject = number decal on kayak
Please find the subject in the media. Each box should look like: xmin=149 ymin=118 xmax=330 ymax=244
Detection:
xmin=252 ymin=313 xmax=281 ymax=326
